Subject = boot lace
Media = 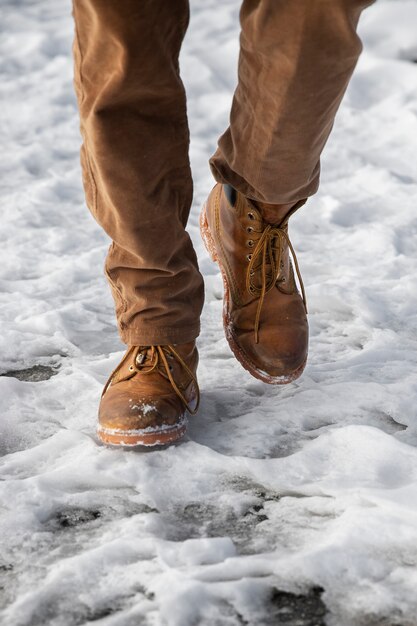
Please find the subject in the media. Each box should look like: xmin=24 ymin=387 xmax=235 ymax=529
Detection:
xmin=103 ymin=344 xmax=199 ymax=415
xmin=246 ymin=209 xmax=307 ymax=344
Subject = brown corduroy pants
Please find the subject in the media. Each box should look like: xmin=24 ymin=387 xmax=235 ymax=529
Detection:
xmin=72 ymin=0 xmax=373 ymax=347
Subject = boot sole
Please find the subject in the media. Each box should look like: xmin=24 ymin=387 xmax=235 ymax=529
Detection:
xmin=97 ymin=417 xmax=187 ymax=447
xmin=200 ymin=201 xmax=306 ymax=385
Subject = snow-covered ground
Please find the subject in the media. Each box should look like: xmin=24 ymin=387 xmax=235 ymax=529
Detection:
xmin=1 ymin=1 xmax=417 ymax=624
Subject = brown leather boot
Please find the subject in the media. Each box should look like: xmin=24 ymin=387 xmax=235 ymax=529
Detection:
xmin=200 ymin=183 xmax=308 ymax=384
xmin=97 ymin=342 xmax=199 ymax=446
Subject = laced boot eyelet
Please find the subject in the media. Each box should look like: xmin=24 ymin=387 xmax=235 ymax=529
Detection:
xmin=250 ymin=270 xmax=255 ymax=277
xmin=247 ymin=212 xmax=255 ymax=220
xmin=246 ymin=226 xmax=253 ymax=233
xmin=247 ymin=240 xmax=254 ymax=247
xmin=246 ymin=254 xmax=252 ymax=261
xmin=249 ymin=286 xmax=255 ymax=294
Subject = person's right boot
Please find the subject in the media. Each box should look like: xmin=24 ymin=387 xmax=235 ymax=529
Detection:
xmin=97 ymin=342 xmax=199 ymax=447
xmin=200 ymin=183 xmax=308 ymax=384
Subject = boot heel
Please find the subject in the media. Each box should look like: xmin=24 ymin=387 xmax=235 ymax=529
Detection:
xmin=199 ymin=203 xmax=218 ymax=263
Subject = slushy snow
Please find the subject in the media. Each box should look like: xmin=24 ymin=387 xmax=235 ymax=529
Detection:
xmin=1 ymin=1 xmax=417 ymax=625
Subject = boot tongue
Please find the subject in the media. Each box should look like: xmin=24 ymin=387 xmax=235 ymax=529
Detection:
xmin=248 ymin=224 xmax=288 ymax=292
xmin=251 ymin=201 xmax=292 ymax=287
xmin=273 ymin=225 xmax=289 ymax=282
xmin=252 ymin=200 xmax=295 ymax=226
xmin=251 ymin=197 xmax=307 ymax=226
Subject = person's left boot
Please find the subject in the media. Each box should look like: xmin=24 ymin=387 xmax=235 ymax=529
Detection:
xmin=97 ymin=342 xmax=199 ymax=447
xmin=200 ymin=183 xmax=308 ymax=384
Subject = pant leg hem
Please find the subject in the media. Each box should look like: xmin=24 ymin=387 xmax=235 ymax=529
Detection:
xmin=209 ymin=155 xmax=320 ymax=206
xmin=119 ymin=323 xmax=201 ymax=346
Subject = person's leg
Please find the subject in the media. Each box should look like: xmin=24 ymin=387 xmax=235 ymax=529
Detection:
xmin=203 ymin=0 xmax=374 ymax=384
xmin=72 ymin=0 xmax=202 ymax=446
xmin=72 ymin=0 xmax=204 ymax=347
xmin=210 ymin=0 xmax=374 ymax=209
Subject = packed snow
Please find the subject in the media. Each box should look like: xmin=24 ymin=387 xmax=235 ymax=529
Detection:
xmin=1 ymin=1 xmax=417 ymax=624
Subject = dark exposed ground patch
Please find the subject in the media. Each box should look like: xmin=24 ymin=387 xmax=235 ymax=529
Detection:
xmin=167 ymin=500 xmax=269 ymax=553
xmin=1 ymin=364 xmax=59 ymax=382
xmin=165 ymin=477 xmax=307 ymax=555
xmin=225 ymin=476 xmax=282 ymax=502
xmin=133 ymin=584 xmax=155 ymax=602
xmin=189 ymin=587 xmax=327 ymax=626
xmin=0 ymin=564 xmax=13 ymax=572
xmin=45 ymin=501 xmax=158 ymax=531
xmin=267 ymin=586 xmax=327 ymax=625
xmin=84 ymin=604 xmax=122 ymax=623
xmin=54 ymin=508 xmax=102 ymax=528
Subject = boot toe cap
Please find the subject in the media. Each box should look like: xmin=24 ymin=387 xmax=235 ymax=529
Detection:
xmin=99 ymin=388 xmax=185 ymax=432
xmin=233 ymin=324 xmax=308 ymax=381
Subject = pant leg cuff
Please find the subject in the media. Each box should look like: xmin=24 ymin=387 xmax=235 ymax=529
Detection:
xmin=209 ymin=153 xmax=320 ymax=205
xmin=119 ymin=323 xmax=200 ymax=347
